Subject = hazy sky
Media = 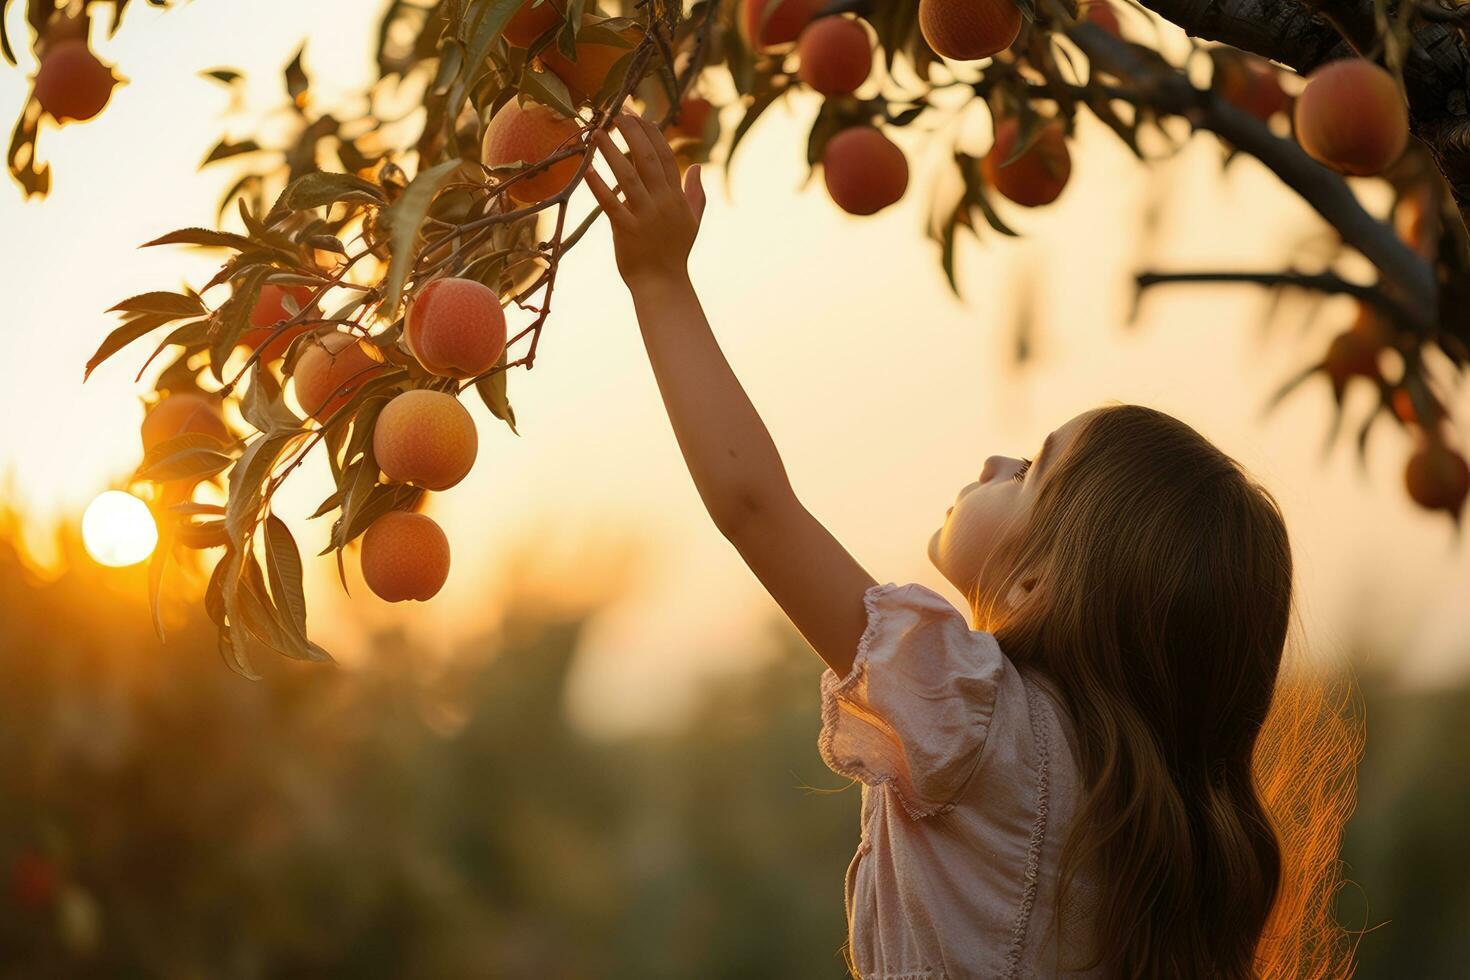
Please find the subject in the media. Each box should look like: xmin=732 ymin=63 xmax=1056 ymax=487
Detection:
xmin=2 ymin=0 xmax=1467 ymax=737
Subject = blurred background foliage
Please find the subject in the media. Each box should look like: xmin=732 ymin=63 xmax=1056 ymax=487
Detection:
xmin=0 ymin=514 xmax=1464 ymax=979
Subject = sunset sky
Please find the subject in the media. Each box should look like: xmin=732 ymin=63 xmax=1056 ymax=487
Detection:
xmin=2 ymin=0 xmax=1467 ymax=737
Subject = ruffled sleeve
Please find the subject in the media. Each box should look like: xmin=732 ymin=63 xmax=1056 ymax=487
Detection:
xmin=819 ymin=582 xmax=1005 ymax=820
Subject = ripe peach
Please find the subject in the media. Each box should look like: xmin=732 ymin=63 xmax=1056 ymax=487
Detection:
xmin=482 ymin=98 xmax=583 ymax=206
xmin=406 ymin=278 xmax=508 ymax=379
xmin=1322 ymin=327 xmax=1381 ymax=397
xmin=33 ymin=40 xmax=116 ymax=122
xmin=1294 ymin=59 xmax=1408 ymax=176
xmin=240 ymin=284 xmax=315 ymax=362
xmin=140 ymin=393 xmax=230 ymax=454
xmin=822 ymin=127 xmax=908 ymax=215
xmin=541 ymin=16 xmax=643 ymax=104
xmin=361 ymin=511 xmax=451 ymax=602
xmin=742 ymin=0 xmax=826 ymax=52
xmin=293 ymin=332 xmax=385 ymax=422
xmin=1216 ymin=57 xmax=1286 ymax=121
xmin=504 ymin=0 xmax=567 ymax=47
xmin=983 ymin=118 xmax=1072 ymax=207
xmin=797 ymin=17 xmax=872 ymax=96
xmin=1079 ymin=0 xmax=1120 ymax=37
xmin=1405 ymin=438 xmax=1469 ymax=516
xmin=373 ymin=389 xmax=479 ymax=491
xmin=918 ymin=0 xmax=1020 ymax=62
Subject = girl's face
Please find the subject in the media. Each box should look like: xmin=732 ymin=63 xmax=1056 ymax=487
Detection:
xmin=928 ymin=412 xmax=1091 ymax=601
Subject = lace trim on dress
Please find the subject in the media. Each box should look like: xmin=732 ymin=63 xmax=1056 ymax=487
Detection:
xmin=818 ymin=583 xmax=958 ymax=822
xmin=1002 ymin=676 xmax=1052 ymax=980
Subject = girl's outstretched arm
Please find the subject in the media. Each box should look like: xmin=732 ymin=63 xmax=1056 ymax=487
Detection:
xmin=586 ymin=113 xmax=877 ymax=677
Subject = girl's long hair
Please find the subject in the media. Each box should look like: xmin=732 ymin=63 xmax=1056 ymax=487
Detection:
xmin=971 ymin=405 xmax=1363 ymax=979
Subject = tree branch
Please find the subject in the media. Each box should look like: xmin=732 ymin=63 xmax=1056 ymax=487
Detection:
xmin=1060 ymin=15 xmax=1439 ymax=319
xmin=1135 ymin=269 xmax=1431 ymax=330
xmin=1138 ymin=0 xmax=1470 ymax=228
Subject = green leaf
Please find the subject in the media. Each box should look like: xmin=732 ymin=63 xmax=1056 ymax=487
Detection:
xmin=264 ymin=515 xmax=314 ymax=655
xmin=107 ymin=291 xmax=206 ymax=318
xmin=282 ymin=170 xmax=386 ymax=210
xmin=218 ymin=549 xmax=262 ymax=679
xmin=209 ymin=266 xmax=269 ymax=379
xmin=285 ymin=45 xmax=309 ymax=103
xmin=203 ymin=139 xmax=262 ymax=165
xmin=451 ymin=0 xmax=526 ymax=119
xmin=520 ymin=67 xmax=578 ymax=119
xmin=142 ymin=227 xmax=265 ymax=252
xmin=226 ymin=429 xmax=302 ymax=548
xmin=86 ymin=316 xmax=171 ymax=380
xmin=241 ymin=360 xmax=304 ymax=434
xmin=136 ymin=437 xmax=234 ymax=484
xmin=380 ymin=158 xmax=465 ymax=317
xmin=475 ymin=353 xmax=519 ymax=434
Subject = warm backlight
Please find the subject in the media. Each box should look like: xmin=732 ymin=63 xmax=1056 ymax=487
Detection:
xmin=81 ymin=491 xmax=158 ymax=567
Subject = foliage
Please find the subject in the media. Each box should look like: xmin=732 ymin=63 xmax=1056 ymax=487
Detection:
xmin=2 ymin=0 xmax=1469 ymax=667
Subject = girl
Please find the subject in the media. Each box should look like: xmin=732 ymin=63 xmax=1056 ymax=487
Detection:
xmin=585 ymin=113 xmax=1361 ymax=979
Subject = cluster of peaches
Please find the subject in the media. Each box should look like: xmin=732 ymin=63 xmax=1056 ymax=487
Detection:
xmin=140 ymin=279 xmax=505 ymax=603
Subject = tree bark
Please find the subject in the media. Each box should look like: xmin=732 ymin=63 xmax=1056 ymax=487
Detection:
xmin=1139 ymin=0 xmax=1470 ymax=226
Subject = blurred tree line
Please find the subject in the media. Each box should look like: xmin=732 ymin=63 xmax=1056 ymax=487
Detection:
xmin=0 ymin=519 xmax=1464 ymax=978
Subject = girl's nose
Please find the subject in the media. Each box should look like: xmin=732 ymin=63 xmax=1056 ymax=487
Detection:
xmin=979 ymin=455 xmax=1019 ymax=484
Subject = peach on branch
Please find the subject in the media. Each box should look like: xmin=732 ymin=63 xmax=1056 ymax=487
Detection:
xmin=239 ymin=284 xmax=315 ymax=362
xmin=1405 ymin=437 xmax=1469 ymax=516
xmin=1215 ymin=56 xmax=1286 ymax=122
xmin=140 ymin=393 xmax=230 ymax=454
xmin=822 ymin=127 xmax=909 ymax=216
xmin=983 ymin=118 xmax=1072 ymax=207
xmin=293 ymin=332 xmax=385 ymax=422
xmin=796 ymin=17 xmax=873 ymax=96
xmin=1293 ymin=59 xmax=1408 ymax=176
xmin=481 ymin=98 xmax=584 ymax=206
xmin=373 ymin=389 xmax=479 ymax=491
xmin=361 ymin=511 xmax=451 ymax=602
xmin=742 ymin=0 xmax=825 ymax=52
xmin=918 ymin=0 xmax=1020 ymax=62
xmin=540 ymin=16 xmax=643 ymax=104
xmin=405 ymin=277 xmax=508 ymax=380
xmin=33 ymin=39 xmax=117 ymax=122
xmin=504 ymin=0 xmax=567 ymax=47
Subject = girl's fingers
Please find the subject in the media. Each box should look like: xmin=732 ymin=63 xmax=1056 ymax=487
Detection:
xmin=593 ymin=127 xmax=646 ymax=205
xmin=683 ymin=163 xmax=706 ymax=227
xmin=615 ymin=114 xmax=665 ymax=191
xmin=638 ymin=113 xmax=682 ymax=187
xmin=584 ymin=167 xmax=627 ymax=223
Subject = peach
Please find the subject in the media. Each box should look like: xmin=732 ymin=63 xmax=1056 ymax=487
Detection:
xmin=822 ymin=127 xmax=908 ymax=215
xmin=361 ymin=511 xmax=451 ymax=601
xmin=373 ymin=389 xmax=479 ymax=491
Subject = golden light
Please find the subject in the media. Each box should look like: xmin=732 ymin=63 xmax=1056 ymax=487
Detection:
xmin=81 ymin=491 xmax=158 ymax=568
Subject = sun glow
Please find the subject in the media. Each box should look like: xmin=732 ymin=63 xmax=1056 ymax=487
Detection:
xmin=81 ymin=491 xmax=158 ymax=568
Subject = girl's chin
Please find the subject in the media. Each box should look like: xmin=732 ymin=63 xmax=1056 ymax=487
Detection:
xmin=927 ymin=528 xmax=942 ymax=566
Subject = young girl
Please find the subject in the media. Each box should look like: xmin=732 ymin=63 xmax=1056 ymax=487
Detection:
xmin=585 ymin=114 xmax=1360 ymax=979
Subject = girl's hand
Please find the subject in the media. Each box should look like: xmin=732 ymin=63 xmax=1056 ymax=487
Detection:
xmin=585 ymin=112 xmax=707 ymax=291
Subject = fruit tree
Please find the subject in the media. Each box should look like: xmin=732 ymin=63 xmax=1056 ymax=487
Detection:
xmin=4 ymin=0 xmax=1469 ymax=670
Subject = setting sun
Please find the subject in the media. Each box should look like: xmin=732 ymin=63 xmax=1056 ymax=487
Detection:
xmin=81 ymin=490 xmax=157 ymax=567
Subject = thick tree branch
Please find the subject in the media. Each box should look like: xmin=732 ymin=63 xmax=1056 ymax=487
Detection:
xmin=1139 ymin=0 xmax=1470 ymax=229
xmin=1062 ymin=16 xmax=1439 ymax=319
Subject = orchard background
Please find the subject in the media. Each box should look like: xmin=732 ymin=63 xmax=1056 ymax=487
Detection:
xmin=2 ymin=0 xmax=1470 ymax=975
